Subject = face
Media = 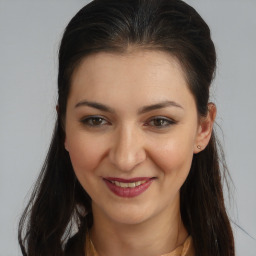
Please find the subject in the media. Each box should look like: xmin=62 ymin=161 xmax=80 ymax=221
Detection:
xmin=65 ymin=50 xmax=207 ymax=225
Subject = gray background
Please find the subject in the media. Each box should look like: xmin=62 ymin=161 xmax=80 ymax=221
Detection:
xmin=0 ymin=0 xmax=255 ymax=255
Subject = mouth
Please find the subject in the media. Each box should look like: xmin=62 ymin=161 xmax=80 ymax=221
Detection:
xmin=103 ymin=177 xmax=156 ymax=198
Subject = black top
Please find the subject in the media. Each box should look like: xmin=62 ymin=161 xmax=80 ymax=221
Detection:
xmin=64 ymin=232 xmax=85 ymax=256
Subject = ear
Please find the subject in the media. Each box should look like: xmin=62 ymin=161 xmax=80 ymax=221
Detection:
xmin=194 ymin=103 xmax=216 ymax=153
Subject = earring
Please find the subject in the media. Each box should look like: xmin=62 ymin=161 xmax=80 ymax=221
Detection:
xmin=197 ymin=145 xmax=201 ymax=150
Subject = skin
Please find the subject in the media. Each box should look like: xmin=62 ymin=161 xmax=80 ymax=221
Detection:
xmin=64 ymin=50 xmax=216 ymax=256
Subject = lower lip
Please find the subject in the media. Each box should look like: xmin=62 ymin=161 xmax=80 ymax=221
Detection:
xmin=104 ymin=179 xmax=154 ymax=198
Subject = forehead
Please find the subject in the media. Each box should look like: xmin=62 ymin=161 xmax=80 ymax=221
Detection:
xmin=69 ymin=50 xmax=196 ymax=112
xmin=71 ymin=50 xmax=185 ymax=86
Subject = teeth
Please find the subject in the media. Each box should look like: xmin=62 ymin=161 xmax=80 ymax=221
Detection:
xmin=128 ymin=182 xmax=136 ymax=188
xmin=120 ymin=182 xmax=128 ymax=188
xmin=111 ymin=180 xmax=147 ymax=188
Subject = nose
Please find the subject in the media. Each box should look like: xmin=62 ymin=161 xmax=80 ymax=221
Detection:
xmin=108 ymin=124 xmax=146 ymax=172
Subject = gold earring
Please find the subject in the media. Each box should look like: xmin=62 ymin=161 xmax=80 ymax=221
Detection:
xmin=197 ymin=145 xmax=201 ymax=150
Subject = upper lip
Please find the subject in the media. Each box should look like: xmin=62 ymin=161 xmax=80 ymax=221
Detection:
xmin=104 ymin=177 xmax=155 ymax=183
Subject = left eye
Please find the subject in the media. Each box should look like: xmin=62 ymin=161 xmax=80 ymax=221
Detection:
xmin=81 ymin=116 xmax=109 ymax=127
xmin=146 ymin=117 xmax=175 ymax=128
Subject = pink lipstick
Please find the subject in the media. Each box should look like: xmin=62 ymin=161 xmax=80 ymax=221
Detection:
xmin=103 ymin=177 xmax=155 ymax=198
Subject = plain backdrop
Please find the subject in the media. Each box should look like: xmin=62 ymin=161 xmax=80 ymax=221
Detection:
xmin=0 ymin=0 xmax=255 ymax=255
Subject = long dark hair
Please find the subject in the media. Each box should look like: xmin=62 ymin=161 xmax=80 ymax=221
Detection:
xmin=18 ymin=0 xmax=235 ymax=255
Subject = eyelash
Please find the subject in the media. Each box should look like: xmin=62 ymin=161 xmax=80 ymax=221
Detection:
xmin=80 ymin=116 xmax=176 ymax=129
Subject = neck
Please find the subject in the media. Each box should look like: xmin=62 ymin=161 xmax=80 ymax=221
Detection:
xmin=89 ymin=196 xmax=188 ymax=256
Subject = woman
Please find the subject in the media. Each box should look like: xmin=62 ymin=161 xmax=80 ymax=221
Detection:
xmin=18 ymin=0 xmax=235 ymax=255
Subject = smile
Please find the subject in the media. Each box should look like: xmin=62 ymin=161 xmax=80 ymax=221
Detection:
xmin=110 ymin=180 xmax=147 ymax=188
xmin=103 ymin=177 xmax=155 ymax=198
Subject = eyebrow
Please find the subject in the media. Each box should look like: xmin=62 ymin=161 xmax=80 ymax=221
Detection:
xmin=75 ymin=100 xmax=183 ymax=114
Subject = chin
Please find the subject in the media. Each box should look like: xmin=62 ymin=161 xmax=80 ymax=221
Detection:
xmin=110 ymin=211 xmax=152 ymax=226
xmin=104 ymin=201 xmax=162 ymax=226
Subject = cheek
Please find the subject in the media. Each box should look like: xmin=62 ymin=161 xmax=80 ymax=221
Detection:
xmin=149 ymin=130 xmax=195 ymax=177
xmin=66 ymin=133 xmax=106 ymax=177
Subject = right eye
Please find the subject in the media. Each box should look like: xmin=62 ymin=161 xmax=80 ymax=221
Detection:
xmin=80 ymin=116 xmax=109 ymax=127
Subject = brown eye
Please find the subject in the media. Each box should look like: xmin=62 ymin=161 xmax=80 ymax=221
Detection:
xmin=146 ymin=117 xmax=176 ymax=128
xmin=81 ymin=116 xmax=108 ymax=127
